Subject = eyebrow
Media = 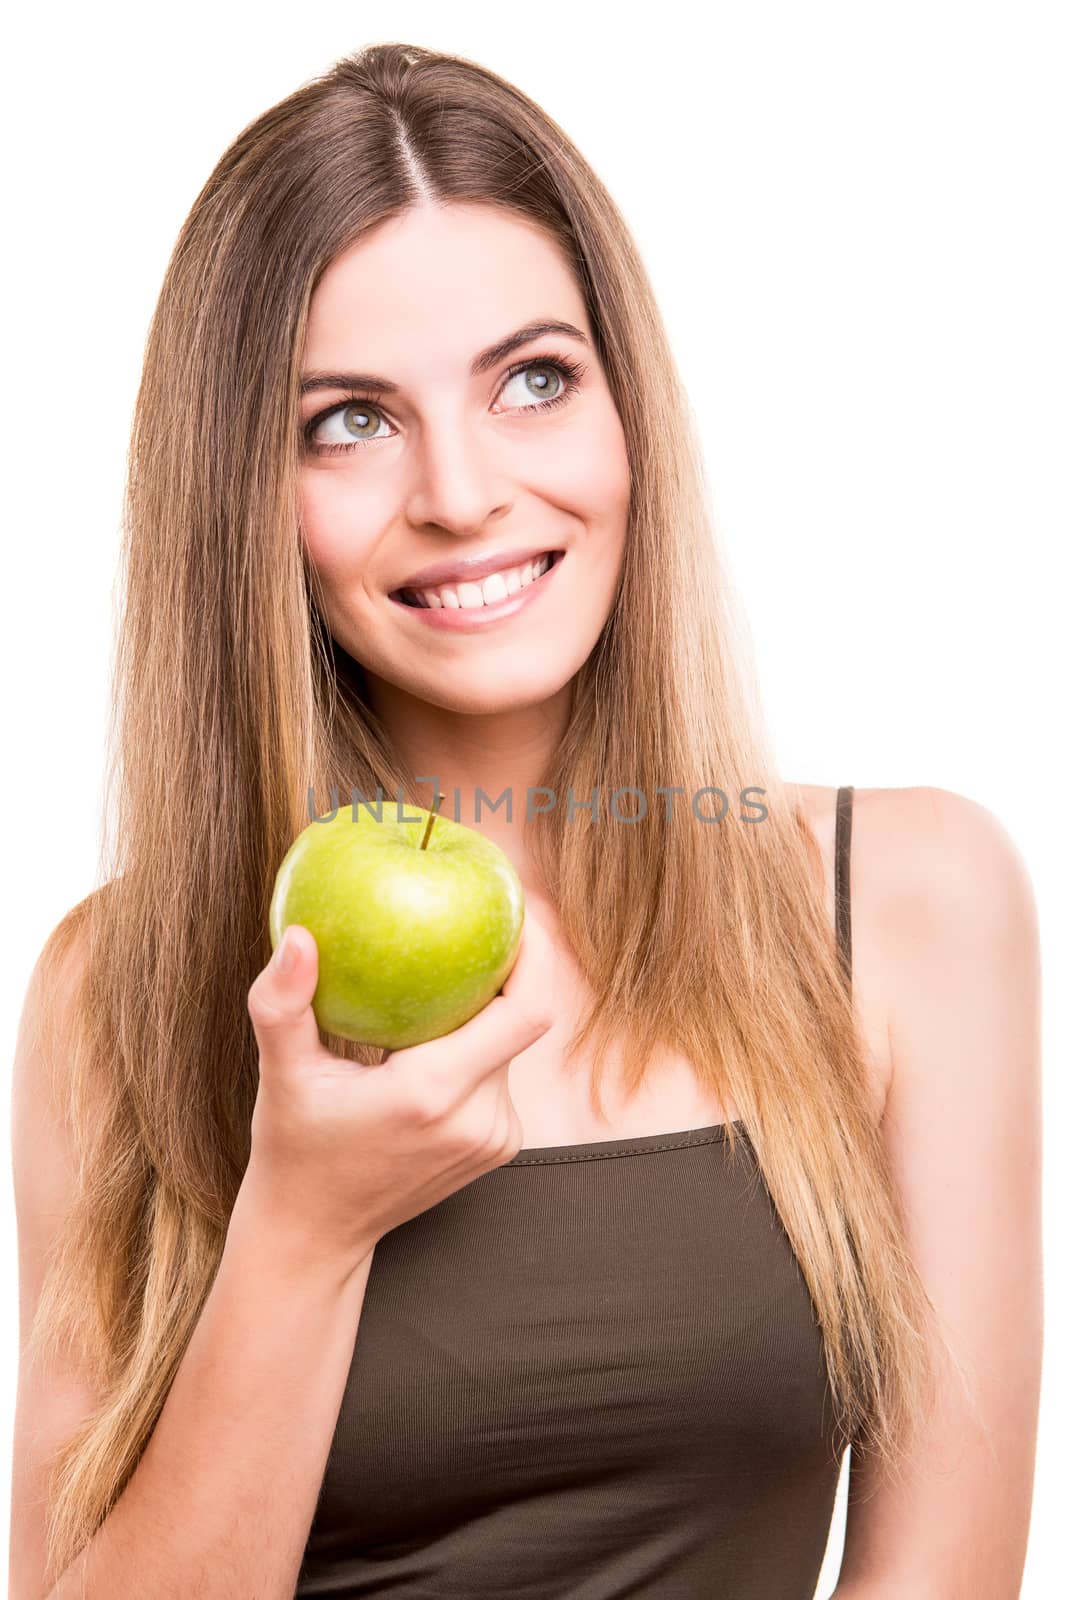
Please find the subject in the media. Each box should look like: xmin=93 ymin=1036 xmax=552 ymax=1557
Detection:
xmin=299 ymin=318 xmax=590 ymax=399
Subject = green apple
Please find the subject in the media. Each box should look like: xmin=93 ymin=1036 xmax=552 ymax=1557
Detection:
xmin=268 ymin=800 xmax=525 ymax=1048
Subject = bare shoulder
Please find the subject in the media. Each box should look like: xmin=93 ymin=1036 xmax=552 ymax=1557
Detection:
xmin=794 ymin=782 xmax=1038 ymax=1123
xmin=13 ymin=906 xmax=93 ymax=1120
xmin=10 ymin=900 xmax=103 ymax=1600
xmin=837 ymin=784 xmax=1037 ymax=953
xmin=792 ymin=781 xmax=1033 ymax=938
xmin=11 ymin=902 xmax=100 ymax=1354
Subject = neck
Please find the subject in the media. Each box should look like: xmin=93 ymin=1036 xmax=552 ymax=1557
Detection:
xmin=362 ymin=672 xmax=574 ymax=887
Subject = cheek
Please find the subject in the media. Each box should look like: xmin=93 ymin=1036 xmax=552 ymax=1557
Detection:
xmin=298 ymin=468 xmax=379 ymax=582
xmin=549 ymin=404 xmax=631 ymax=526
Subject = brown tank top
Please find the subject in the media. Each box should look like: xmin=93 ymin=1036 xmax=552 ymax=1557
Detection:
xmin=295 ymin=786 xmax=856 ymax=1598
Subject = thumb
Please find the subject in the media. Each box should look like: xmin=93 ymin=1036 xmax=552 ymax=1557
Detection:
xmin=247 ymin=924 xmax=323 ymax=1066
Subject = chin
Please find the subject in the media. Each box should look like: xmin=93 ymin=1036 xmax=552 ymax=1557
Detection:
xmin=414 ymin=671 xmax=573 ymax=717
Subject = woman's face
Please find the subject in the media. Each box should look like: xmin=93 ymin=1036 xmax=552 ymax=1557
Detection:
xmin=297 ymin=202 xmax=631 ymax=716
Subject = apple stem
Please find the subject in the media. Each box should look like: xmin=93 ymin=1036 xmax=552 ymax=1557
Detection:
xmin=418 ymin=792 xmax=443 ymax=851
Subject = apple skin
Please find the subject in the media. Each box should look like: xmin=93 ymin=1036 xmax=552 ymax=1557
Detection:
xmin=268 ymin=801 xmax=525 ymax=1049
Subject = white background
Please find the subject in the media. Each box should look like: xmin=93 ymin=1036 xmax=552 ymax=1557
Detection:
xmin=2 ymin=2 xmax=1063 ymax=1593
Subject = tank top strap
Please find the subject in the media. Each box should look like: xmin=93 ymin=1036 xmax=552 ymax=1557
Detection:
xmin=834 ymin=785 xmax=854 ymax=991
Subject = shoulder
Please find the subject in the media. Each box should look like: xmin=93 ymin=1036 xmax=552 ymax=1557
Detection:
xmin=12 ymin=901 xmax=96 ymax=1229
xmin=15 ymin=904 xmax=93 ymax=1088
xmin=10 ymin=900 xmax=106 ymax=1599
xmin=792 ymin=784 xmax=1038 ymax=1120
xmin=794 ymin=781 xmax=1035 ymax=944
xmin=848 ymin=784 xmax=1037 ymax=954
xmin=11 ymin=891 xmax=110 ymax=1267
xmin=861 ymin=787 xmax=1041 ymax=1130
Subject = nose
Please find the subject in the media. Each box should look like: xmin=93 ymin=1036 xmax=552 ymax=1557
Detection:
xmin=402 ymin=409 xmax=513 ymax=537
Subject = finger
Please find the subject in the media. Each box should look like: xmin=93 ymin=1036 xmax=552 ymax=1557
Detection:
xmin=499 ymin=911 xmax=553 ymax=1000
xmin=394 ymin=993 xmax=552 ymax=1099
xmin=247 ymin=924 xmax=324 ymax=1070
xmin=389 ymin=933 xmax=553 ymax=1094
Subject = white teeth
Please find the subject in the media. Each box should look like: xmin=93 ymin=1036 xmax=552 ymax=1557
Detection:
xmin=411 ymin=552 xmax=554 ymax=610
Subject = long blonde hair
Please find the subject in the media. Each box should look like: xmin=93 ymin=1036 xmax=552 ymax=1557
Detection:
xmin=29 ymin=40 xmax=958 ymax=1581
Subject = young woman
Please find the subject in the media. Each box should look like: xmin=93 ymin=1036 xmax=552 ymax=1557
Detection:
xmin=10 ymin=41 xmax=1041 ymax=1600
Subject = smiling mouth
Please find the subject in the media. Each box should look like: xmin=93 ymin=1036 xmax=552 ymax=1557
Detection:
xmin=390 ymin=549 xmax=564 ymax=609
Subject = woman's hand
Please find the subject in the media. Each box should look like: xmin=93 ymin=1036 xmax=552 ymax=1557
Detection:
xmin=237 ymin=916 xmax=554 ymax=1278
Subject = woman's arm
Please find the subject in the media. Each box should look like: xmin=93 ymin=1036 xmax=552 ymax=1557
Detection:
xmin=9 ymin=923 xmax=376 ymax=1600
xmin=46 ymin=1191 xmax=374 ymax=1600
xmin=49 ymin=1190 xmax=375 ymax=1600
xmin=835 ymin=786 xmax=1043 ymax=1598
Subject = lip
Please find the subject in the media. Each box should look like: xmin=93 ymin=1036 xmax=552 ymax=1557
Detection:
xmin=392 ymin=544 xmax=563 ymax=593
xmin=388 ymin=550 xmax=565 ymax=632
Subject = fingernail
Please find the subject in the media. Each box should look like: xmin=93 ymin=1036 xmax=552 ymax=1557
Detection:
xmin=276 ymin=928 xmax=298 ymax=975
